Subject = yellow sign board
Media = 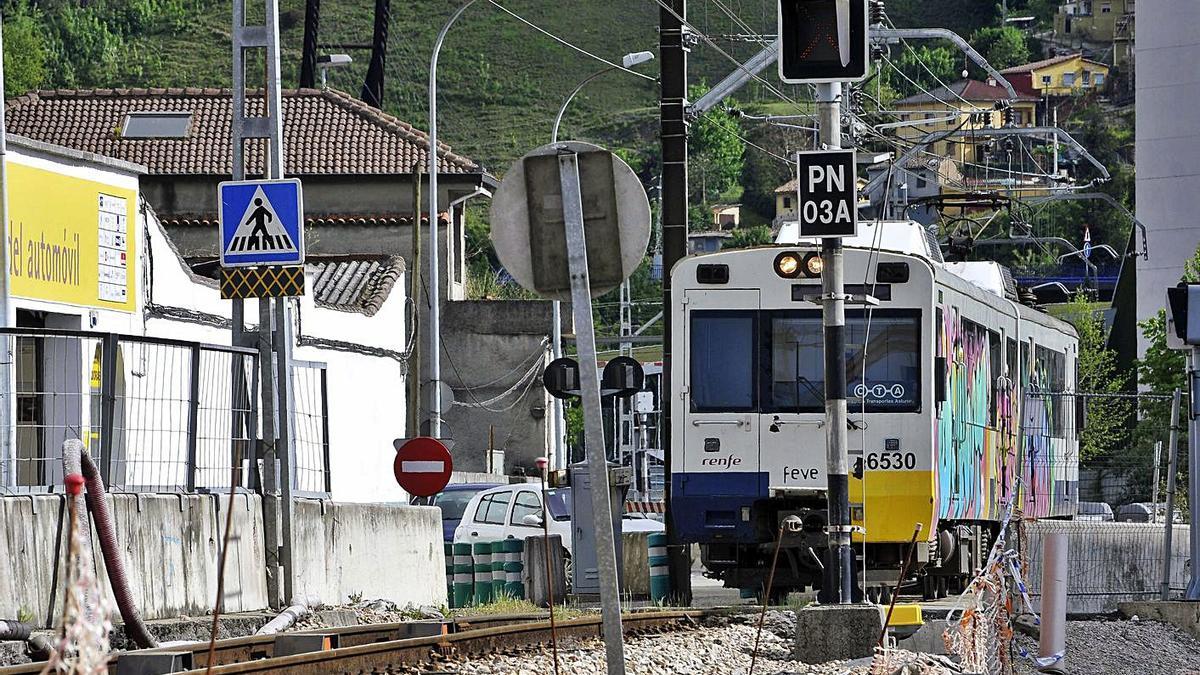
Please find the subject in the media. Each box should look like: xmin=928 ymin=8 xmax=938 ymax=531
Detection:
xmin=7 ymin=162 xmax=137 ymax=312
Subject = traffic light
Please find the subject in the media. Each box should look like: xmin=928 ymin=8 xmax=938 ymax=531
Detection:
xmin=778 ymin=0 xmax=870 ymax=84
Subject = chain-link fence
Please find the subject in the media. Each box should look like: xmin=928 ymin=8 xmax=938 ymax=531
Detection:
xmin=0 ymin=328 xmax=331 ymax=498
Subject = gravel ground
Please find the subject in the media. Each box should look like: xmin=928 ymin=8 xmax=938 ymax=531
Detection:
xmin=400 ymin=612 xmax=951 ymax=675
xmin=1012 ymin=617 xmax=1200 ymax=675
xmin=400 ymin=612 xmax=1200 ymax=675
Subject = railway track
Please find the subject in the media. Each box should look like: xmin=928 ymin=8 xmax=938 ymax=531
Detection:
xmin=0 ymin=610 xmax=705 ymax=675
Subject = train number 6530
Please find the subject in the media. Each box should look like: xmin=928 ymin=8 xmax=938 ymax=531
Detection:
xmin=865 ymin=452 xmax=917 ymax=471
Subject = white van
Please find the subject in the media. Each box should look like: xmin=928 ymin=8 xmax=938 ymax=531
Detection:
xmin=452 ymin=484 xmax=663 ymax=555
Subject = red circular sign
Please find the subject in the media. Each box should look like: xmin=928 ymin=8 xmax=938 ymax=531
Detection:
xmin=393 ymin=437 xmax=453 ymax=497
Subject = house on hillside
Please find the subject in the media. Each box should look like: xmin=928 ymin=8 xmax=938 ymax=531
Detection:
xmin=1000 ymin=53 xmax=1111 ymax=98
xmin=6 ymin=87 xmax=555 ymax=478
xmin=710 ymin=204 xmax=741 ymax=228
xmin=1051 ymin=1 xmax=1134 ymax=68
xmin=892 ymin=80 xmax=1039 ymax=167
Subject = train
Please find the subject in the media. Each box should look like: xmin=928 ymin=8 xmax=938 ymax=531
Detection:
xmin=669 ymin=220 xmax=1080 ymax=600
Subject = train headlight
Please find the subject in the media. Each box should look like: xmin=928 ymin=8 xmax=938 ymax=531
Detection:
xmin=774 ymin=251 xmax=803 ymax=279
xmin=803 ymin=252 xmax=824 ymax=278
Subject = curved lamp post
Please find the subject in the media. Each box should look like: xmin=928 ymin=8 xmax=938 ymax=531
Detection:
xmin=427 ymin=0 xmax=482 ymax=438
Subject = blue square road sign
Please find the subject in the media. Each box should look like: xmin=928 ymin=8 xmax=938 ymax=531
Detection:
xmin=218 ymin=178 xmax=305 ymax=267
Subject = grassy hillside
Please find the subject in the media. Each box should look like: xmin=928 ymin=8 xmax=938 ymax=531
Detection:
xmin=3 ymin=0 xmax=837 ymax=172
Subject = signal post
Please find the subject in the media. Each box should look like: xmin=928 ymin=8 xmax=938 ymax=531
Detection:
xmin=779 ymin=0 xmax=884 ymax=663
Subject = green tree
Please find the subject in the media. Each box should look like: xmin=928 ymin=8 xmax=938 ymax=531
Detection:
xmin=892 ymin=45 xmax=960 ymax=93
xmin=727 ymin=225 xmax=773 ymax=249
xmin=2 ymin=2 xmax=48 ymax=95
xmin=689 ymin=85 xmax=745 ymax=204
xmin=1062 ymin=294 xmax=1132 ymax=462
xmin=969 ymin=27 xmax=1030 ymax=71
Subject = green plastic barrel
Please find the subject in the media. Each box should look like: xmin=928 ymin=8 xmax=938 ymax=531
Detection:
xmin=491 ymin=541 xmax=506 ymax=599
xmin=473 ymin=541 xmax=493 ymax=604
xmin=503 ymin=538 xmax=525 ymax=600
xmin=453 ymin=542 xmax=474 ymax=608
xmin=444 ymin=542 xmax=455 ymax=607
xmin=648 ymin=532 xmax=670 ymax=603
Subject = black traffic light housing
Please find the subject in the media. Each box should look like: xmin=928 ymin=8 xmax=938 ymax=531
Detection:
xmin=778 ymin=0 xmax=870 ymax=84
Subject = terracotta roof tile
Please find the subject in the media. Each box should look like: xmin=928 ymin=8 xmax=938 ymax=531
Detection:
xmin=893 ymin=79 xmax=1038 ymax=106
xmin=5 ymin=88 xmax=481 ymax=176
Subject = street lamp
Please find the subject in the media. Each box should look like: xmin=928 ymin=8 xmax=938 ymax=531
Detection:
xmin=548 ymin=49 xmax=654 ymax=471
xmin=316 ymin=53 xmax=352 ymax=89
xmin=551 ymin=51 xmax=655 ymax=143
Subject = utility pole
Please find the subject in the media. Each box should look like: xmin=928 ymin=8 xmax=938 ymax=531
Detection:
xmin=362 ymin=0 xmax=390 ymax=108
xmin=815 ymin=82 xmax=854 ymax=604
xmin=232 ymin=0 xmax=295 ymax=609
xmin=659 ymin=0 xmax=692 ymax=605
xmin=299 ymin=0 xmax=319 ymax=88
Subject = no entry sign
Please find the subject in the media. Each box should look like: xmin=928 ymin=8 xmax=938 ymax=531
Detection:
xmin=392 ymin=437 xmax=453 ymax=497
xmin=795 ymin=149 xmax=858 ymax=238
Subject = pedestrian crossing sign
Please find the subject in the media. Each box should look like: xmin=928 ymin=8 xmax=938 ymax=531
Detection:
xmin=218 ymin=178 xmax=304 ymax=267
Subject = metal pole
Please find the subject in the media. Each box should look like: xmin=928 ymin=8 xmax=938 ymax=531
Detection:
xmin=552 ymin=68 xmax=615 ymax=144
xmin=1039 ymin=531 xmax=1068 ymax=674
xmin=1187 ymin=352 xmax=1200 ymax=600
xmin=298 ymin=0 xmax=319 ymax=88
xmin=428 ymin=0 xmax=481 ymax=440
xmin=0 ymin=14 xmax=14 ymax=488
xmin=559 ymin=151 xmax=625 ymax=675
xmin=552 ymin=301 xmax=566 ymax=469
xmin=1152 ymin=440 xmax=1162 ymax=523
xmin=408 ymin=165 xmax=422 ymax=438
xmin=659 ymin=0 xmax=692 ymax=606
xmin=1160 ymin=388 xmax=1181 ymax=601
xmin=816 ymin=81 xmax=853 ymax=605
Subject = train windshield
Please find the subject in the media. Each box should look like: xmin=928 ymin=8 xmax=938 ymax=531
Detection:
xmin=690 ymin=310 xmax=920 ymax=413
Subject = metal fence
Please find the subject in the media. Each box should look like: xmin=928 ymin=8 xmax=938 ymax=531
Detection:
xmin=0 ymin=328 xmax=330 ymax=498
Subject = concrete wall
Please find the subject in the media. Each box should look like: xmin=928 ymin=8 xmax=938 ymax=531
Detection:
xmin=290 ymin=501 xmax=445 ymax=607
xmin=440 ymin=300 xmax=555 ymax=475
xmin=0 ymin=493 xmax=266 ymax=628
xmin=1135 ymin=2 xmax=1200 ymax=355
xmin=0 ymin=494 xmax=445 ymax=627
xmin=1022 ymin=521 xmax=1190 ymax=614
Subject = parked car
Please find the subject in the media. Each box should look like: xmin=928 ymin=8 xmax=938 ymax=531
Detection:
xmin=1075 ymin=501 xmax=1114 ymax=522
xmin=413 ymin=482 xmax=502 ymax=542
xmin=452 ymin=484 xmax=664 ymax=554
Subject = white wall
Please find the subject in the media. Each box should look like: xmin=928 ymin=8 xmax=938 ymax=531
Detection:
xmin=1135 ymin=3 xmax=1200 ymax=355
xmin=143 ymin=204 xmax=412 ymax=502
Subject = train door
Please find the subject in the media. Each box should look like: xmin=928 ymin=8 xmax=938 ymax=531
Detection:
xmin=682 ymin=289 xmax=760 ymax=485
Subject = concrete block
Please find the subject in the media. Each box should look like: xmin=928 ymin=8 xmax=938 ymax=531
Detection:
xmin=314 ymin=609 xmax=359 ymax=627
xmin=1118 ymin=601 xmax=1200 ymax=641
xmin=794 ymin=604 xmax=884 ymax=664
xmin=621 ymin=532 xmax=650 ymax=598
xmin=524 ymin=534 xmax=566 ymax=608
xmin=895 ymin=619 xmax=948 ymax=655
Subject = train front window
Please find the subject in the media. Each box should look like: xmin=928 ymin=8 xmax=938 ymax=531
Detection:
xmin=690 ymin=311 xmax=757 ymax=412
xmin=767 ymin=311 xmax=921 ymax=413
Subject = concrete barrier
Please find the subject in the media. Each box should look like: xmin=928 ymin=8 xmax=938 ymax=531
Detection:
xmin=1 ymin=495 xmax=445 ymax=627
xmin=0 ymin=493 xmax=266 ymax=628
xmin=1022 ymin=521 xmax=1190 ymax=614
xmin=621 ymin=532 xmax=650 ymax=598
xmin=290 ymin=501 xmax=445 ymax=607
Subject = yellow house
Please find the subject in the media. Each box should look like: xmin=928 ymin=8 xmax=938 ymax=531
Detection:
xmin=892 ymin=80 xmax=1039 ymax=166
xmin=1000 ymin=53 xmax=1111 ymax=97
xmin=1052 ymin=0 xmax=1134 ymax=67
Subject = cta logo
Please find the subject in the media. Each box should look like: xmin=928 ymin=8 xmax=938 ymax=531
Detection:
xmin=701 ymin=456 xmax=743 ymax=468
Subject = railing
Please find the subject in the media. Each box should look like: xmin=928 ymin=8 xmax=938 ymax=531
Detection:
xmin=0 ymin=328 xmax=330 ymax=498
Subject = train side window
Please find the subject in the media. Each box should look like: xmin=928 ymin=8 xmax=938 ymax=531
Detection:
xmin=690 ymin=311 xmax=757 ymax=412
xmin=1006 ymin=338 xmax=1018 ymax=383
xmin=988 ymin=330 xmax=1001 ymax=427
xmin=1033 ymin=345 xmax=1067 ymax=437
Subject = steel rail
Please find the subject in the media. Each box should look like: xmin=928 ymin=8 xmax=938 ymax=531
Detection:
xmin=0 ymin=611 xmax=704 ymax=675
xmin=183 ymin=610 xmax=701 ymax=675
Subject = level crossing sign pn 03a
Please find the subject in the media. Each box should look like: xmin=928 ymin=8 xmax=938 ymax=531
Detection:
xmin=218 ymin=178 xmax=305 ymax=267
xmin=795 ymin=149 xmax=858 ymax=238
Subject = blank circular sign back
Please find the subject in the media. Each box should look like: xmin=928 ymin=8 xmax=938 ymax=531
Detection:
xmin=490 ymin=141 xmax=651 ymax=301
